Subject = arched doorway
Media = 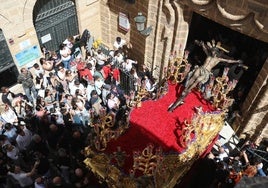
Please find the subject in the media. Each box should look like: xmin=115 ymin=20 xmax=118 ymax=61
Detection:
xmin=33 ymin=0 xmax=79 ymax=51
xmin=0 ymin=29 xmax=19 ymax=88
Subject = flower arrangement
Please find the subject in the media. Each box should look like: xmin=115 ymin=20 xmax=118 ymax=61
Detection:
xmin=93 ymin=38 xmax=102 ymax=49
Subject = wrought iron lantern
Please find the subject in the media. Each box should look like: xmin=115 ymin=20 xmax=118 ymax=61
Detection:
xmin=134 ymin=12 xmax=152 ymax=36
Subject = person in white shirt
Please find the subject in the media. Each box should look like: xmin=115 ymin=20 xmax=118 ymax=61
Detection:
xmin=86 ymin=80 xmax=95 ymax=102
xmin=0 ymin=104 xmax=18 ymax=124
xmin=50 ymin=107 xmax=65 ymax=126
xmin=33 ymin=63 xmax=44 ymax=78
xmin=217 ymin=146 xmax=229 ymax=161
xmin=96 ymin=49 xmax=108 ymax=68
xmin=59 ymin=43 xmax=72 ymax=70
xmin=123 ymin=59 xmax=138 ymax=72
xmin=15 ymin=125 xmax=32 ymax=152
xmin=113 ymin=50 xmax=124 ymax=66
xmin=70 ymin=80 xmax=86 ymax=97
xmin=107 ymin=93 xmax=120 ymax=112
xmin=3 ymin=123 xmax=17 ymax=143
xmin=63 ymin=37 xmax=73 ymax=49
xmin=8 ymin=161 xmax=40 ymax=187
xmin=34 ymin=177 xmax=46 ymax=188
xmin=56 ymin=66 xmax=66 ymax=80
xmin=33 ymin=63 xmax=47 ymax=89
xmin=63 ymin=35 xmax=80 ymax=49
xmin=113 ymin=37 xmax=126 ymax=51
xmin=208 ymin=145 xmax=229 ymax=162
xmin=72 ymin=97 xmax=90 ymax=126
xmin=144 ymin=76 xmax=152 ymax=91
xmin=3 ymin=143 xmax=19 ymax=161
xmin=87 ymin=57 xmax=97 ymax=75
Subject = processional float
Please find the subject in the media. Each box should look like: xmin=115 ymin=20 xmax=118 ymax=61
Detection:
xmin=83 ymin=49 xmax=237 ymax=187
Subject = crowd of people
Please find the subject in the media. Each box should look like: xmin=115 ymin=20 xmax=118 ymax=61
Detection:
xmin=1 ymin=30 xmax=266 ymax=188
xmin=189 ymin=137 xmax=268 ymax=188
xmin=0 ymin=33 xmax=155 ymax=187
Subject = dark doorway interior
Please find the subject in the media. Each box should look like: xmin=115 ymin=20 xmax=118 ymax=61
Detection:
xmin=186 ymin=12 xmax=268 ymax=117
xmin=0 ymin=66 xmax=19 ymax=88
xmin=0 ymin=29 xmax=19 ymax=88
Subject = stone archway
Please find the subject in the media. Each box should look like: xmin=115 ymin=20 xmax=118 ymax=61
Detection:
xmin=178 ymin=0 xmax=268 ymax=141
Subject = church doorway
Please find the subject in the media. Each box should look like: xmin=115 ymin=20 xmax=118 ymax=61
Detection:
xmin=186 ymin=13 xmax=268 ymax=118
xmin=0 ymin=29 xmax=19 ymax=88
xmin=33 ymin=0 xmax=79 ymax=51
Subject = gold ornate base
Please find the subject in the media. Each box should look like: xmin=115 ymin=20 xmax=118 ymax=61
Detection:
xmin=83 ymin=110 xmax=226 ymax=187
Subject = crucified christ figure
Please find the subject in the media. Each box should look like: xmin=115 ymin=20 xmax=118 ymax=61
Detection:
xmin=168 ymin=40 xmax=243 ymax=112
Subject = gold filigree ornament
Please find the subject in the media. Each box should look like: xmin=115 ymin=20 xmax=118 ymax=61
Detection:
xmin=111 ymin=146 xmax=129 ymax=168
xmin=210 ymin=69 xmax=237 ymax=110
xmin=134 ymin=88 xmax=149 ymax=108
xmin=92 ymin=112 xmax=127 ymax=151
xmin=83 ymin=151 xmax=110 ymax=180
xmin=180 ymin=120 xmax=196 ymax=149
xmin=178 ymin=110 xmax=226 ymax=162
xmin=132 ymin=144 xmax=163 ymax=176
xmin=165 ymin=51 xmax=191 ymax=84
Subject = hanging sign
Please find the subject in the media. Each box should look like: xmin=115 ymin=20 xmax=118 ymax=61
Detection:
xmin=119 ymin=12 xmax=130 ymax=32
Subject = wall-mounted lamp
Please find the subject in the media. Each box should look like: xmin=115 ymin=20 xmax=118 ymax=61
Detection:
xmin=134 ymin=12 xmax=153 ymax=36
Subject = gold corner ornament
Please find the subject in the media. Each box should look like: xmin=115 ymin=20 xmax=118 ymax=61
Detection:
xmin=90 ymin=107 xmax=129 ymax=151
xmin=165 ymin=50 xmax=191 ymax=85
xmin=178 ymin=110 xmax=226 ymax=162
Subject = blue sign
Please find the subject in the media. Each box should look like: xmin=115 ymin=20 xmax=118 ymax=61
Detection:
xmin=15 ymin=45 xmax=40 ymax=66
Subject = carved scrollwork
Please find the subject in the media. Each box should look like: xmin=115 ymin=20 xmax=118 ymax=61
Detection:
xmin=191 ymin=0 xmax=212 ymax=6
xmin=132 ymin=144 xmax=163 ymax=176
xmin=254 ymin=12 xmax=268 ymax=34
xmin=180 ymin=0 xmax=268 ymax=42
xmin=216 ymin=0 xmax=249 ymax=21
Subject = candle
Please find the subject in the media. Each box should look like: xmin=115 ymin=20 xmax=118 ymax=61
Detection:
xmin=94 ymin=124 xmax=99 ymax=135
xmin=95 ymin=140 xmax=100 ymax=150
xmin=130 ymin=169 xmax=135 ymax=178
